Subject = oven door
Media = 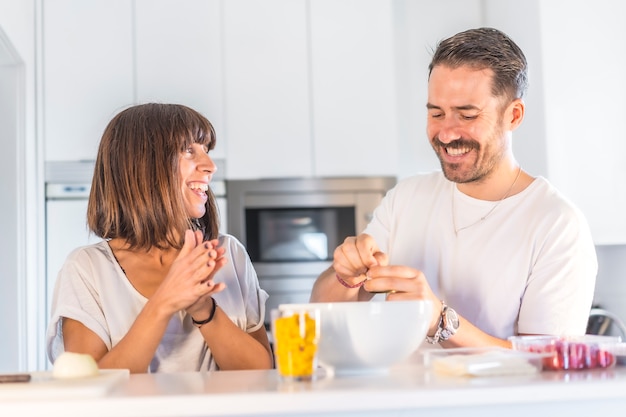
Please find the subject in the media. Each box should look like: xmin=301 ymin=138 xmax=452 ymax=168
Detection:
xmin=244 ymin=205 xmax=355 ymax=263
xmin=242 ymin=192 xmax=380 ymax=324
xmin=245 ymin=200 xmax=358 ymax=323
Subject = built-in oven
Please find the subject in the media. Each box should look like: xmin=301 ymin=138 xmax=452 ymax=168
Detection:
xmin=226 ymin=177 xmax=396 ymax=324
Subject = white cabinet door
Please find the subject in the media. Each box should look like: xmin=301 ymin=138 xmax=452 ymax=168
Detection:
xmin=537 ymin=1 xmax=626 ymax=244
xmin=43 ymin=0 xmax=134 ymax=161
xmin=222 ymin=0 xmax=312 ymax=179
xmin=310 ymin=0 xmax=398 ymax=177
xmin=134 ymin=0 xmax=226 ymax=159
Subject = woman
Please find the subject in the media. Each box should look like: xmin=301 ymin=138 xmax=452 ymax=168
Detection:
xmin=46 ymin=103 xmax=273 ymax=373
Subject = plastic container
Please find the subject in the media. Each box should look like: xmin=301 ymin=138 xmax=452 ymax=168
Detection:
xmin=423 ymin=347 xmax=546 ymax=377
xmin=509 ymin=335 xmax=622 ymax=371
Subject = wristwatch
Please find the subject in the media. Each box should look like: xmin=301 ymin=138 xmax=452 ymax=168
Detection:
xmin=426 ymin=302 xmax=460 ymax=344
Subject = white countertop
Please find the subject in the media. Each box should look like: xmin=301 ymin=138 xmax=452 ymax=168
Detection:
xmin=3 ymin=353 xmax=626 ymax=417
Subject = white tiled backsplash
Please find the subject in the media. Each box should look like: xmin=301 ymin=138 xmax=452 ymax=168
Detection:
xmin=593 ymin=245 xmax=626 ymax=333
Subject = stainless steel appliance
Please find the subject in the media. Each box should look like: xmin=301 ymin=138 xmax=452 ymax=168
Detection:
xmin=587 ymin=307 xmax=626 ymax=338
xmin=226 ymin=177 xmax=396 ymax=324
xmin=44 ymin=161 xmax=101 ymax=369
xmin=45 ymin=161 xmax=100 ymax=329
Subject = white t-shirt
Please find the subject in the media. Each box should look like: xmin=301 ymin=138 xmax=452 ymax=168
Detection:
xmin=364 ymin=171 xmax=597 ymax=338
xmin=46 ymin=234 xmax=268 ymax=372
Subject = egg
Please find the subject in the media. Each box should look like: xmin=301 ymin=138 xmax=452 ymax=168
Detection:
xmin=52 ymin=352 xmax=99 ymax=379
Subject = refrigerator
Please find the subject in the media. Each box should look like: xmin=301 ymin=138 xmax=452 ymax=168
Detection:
xmin=44 ymin=161 xmax=101 ymax=367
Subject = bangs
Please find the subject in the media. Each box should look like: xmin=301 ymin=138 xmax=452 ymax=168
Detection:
xmin=180 ymin=113 xmax=217 ymax=152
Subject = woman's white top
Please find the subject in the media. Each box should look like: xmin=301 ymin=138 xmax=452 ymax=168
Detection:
xmin=46 ymin=234 xmax=268 ymax=372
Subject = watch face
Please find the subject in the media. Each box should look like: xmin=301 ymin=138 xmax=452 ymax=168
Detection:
xmin=441 ymin=307 xmax=459 ymax=340
xmin=446 ymin=308 xmax=460 ymax=329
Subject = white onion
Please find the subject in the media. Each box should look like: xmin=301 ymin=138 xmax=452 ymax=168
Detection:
xmin=52 ymin=352 xmax=99 ymax=379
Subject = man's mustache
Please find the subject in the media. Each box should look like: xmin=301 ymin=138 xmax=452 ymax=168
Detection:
xmin=432 ymin=137 xmax=479 ymax=151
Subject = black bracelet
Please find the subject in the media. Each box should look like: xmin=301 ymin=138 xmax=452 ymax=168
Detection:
xmin=192 ymin=297 xmax=217 ymax=328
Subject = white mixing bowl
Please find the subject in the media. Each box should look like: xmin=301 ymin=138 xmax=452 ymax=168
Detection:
xmin=278 ymin=300 xmax=432 ymax=375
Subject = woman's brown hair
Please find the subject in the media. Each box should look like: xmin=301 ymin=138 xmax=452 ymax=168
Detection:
xmin=87 ymin=103 xmax=219 ymax=250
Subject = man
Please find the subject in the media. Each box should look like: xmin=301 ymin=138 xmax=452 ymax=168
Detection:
xmin=309 ymin=27 xmax=597 ymax=348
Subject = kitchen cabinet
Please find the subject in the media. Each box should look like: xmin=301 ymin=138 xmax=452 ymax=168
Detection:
xmin=222 ymin=0 xmax=312 ymax=179
xmin=536 ymin=0 xmax=626 ymax=245
xmin=134 ymin=0 xmax=226 ymax=159
xmin=310 ymin=0 xmax=398 ymax=177
xmin=223 ymin=0 xmax=398 ymax=179
xmin=43 ymin=0 xmax=399 ymax=177
xmin=43 ymin=0 xmax=134 ymax=161
xmin=483 ymin=0 xmax=626 ymax=244
xmin=44 ymin=0 xmax=226 ymax=161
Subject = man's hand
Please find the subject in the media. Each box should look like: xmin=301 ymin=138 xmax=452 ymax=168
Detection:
xmin=333 ymin=233 xmax=381 ymax=286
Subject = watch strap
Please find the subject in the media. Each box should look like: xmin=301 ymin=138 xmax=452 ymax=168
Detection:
xmin=425 ymin=301 xmax=458 ymax=344
xmin=425 ymin=302 xmax=446 ymax=344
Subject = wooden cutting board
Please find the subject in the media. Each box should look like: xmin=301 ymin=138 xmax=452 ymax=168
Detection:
xmin=0 ymin=369 xmax=129 ymax=401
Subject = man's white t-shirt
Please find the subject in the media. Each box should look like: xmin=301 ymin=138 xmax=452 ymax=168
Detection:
xmin=46 ymin=234 xmax=268 ymax=372
xmin=364 ymin=171 xmax=597 ymax=339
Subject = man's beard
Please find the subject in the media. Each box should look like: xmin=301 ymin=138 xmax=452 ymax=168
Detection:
xmin=430 ymin=130 xmax=505 ymax=184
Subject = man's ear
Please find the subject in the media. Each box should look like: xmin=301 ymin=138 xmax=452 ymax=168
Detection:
xmin=506 ymin=98 xmax=525 ymax=130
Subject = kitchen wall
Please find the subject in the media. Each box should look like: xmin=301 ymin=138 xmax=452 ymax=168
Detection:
xmin=0 ymin=0 xmax=42 ymax=373
xmin=0 ymin=28 xmax=21 ymax=372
